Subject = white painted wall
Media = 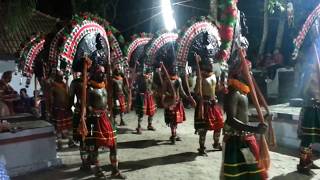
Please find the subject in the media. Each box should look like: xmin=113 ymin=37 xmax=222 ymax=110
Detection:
xmin=0 ymin=61 xmax=35 ymax=97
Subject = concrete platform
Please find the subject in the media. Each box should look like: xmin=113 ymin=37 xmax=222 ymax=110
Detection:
xmin=249 ymin=103 xmax=320 ymax=151
xmin=0 ymin=120 xmax=61 ymax=177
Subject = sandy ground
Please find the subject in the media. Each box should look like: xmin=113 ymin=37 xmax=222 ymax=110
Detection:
xmin=12 ymin=109 xmax=320 ymax=180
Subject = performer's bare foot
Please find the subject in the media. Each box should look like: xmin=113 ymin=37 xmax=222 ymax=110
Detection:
xmin=213 ymin=143 xmax=222 ymax=151
xmin=119 ymin=120 xmax=126 ymax=126
xmin=198 ymin=148 xmax=208 ymax=156
xmin=57 ymin=140 xmax=63 ymax=150
xmin=94 ymin=166 xmax=105 ymax=178
xmin=170 ymin=136 xmax=176 ymax=145
xmin=147 ymin=125 xmax=156 ymax=131
xmin=111 ymin=171 xmax=126 ymax=179
xmin=79 ymin=164 xmax=91 ymax=172
xmin=68 ymin=140 xmax=78 ymax=148
xmin=297 ymin=164 xmax=313 ymax=176
xmin=136 ymin=128 xmax=142 ymax=134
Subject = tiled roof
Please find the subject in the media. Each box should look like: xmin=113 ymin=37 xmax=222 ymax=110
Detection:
xmin=0 ymin=10 xmax=60 ymax=59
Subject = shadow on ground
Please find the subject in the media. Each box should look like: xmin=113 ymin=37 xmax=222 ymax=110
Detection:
xmin=12 ymin=163 xmax=96 ymax=180
xmin=117 ymin=139 xmax=169 ymax=149
xmin=103 ymin=151 xmax=198 ymax=173
xmin=115 ymin=127 xmax=135 ymax=134
xmin=270 ymin=171 xmax=314 ymax=180
xmin=13 ymin=151 xmax=198 ymax=180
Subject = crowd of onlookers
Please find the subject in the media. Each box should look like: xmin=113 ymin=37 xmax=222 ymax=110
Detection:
xmin=255 ymin=49 xmax=284 ymax=80
xmin=0 ymin=71 xmax=45 ymax=118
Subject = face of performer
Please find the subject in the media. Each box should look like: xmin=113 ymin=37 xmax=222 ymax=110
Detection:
xmin=55 ymin=71 xmax=64 ymax=83
xmin=114 ymin=64 xmax=121 ymax=76
xmin=200 ymin=62 xmax=214 ymax=77
xmin=168 ymin=66 xmax=178 ymax=77
xmin=144 ymin=72 xmax=152 ymax=79
xmin=20 ymin=89 xmax=28 ymax=98
xmin=92 ymin=65 xmax=105 ymax=82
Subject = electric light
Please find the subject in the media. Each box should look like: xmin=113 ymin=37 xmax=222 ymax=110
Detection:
xmin=161 ymin=0 xmax=176 ymax=31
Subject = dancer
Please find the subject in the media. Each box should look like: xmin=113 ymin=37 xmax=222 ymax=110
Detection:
xmin=194 ymin=54 xmax=224 ymax=155
xmin=135 ymin=67 xmax=157 ymax=134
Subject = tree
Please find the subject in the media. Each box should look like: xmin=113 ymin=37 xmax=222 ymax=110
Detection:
xmin=71 ymin=0 xmax=119 ymax=23
xmin=268 ymin=0 xmax=286 ymax=50
xmin=258 ymin=0 xmax=269 ymax=58
xmin=1 ymin=0 xmax=37 ymax=34
xmin=210 ymin=0 xmax=218 ymax=23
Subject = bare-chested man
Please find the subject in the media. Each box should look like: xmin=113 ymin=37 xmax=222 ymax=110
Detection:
xmin=222 ymin=58 xmax=268 ymax=180
xmin=50 ymin=71 xmax=72 ymax=149
xmin=161 ymin=64 xmax=195 ymax=144
xmin=83 ymin=64 xmax=125 ymax=179
xmin=194 ymin=54 xmax=224 ymax=156
xmin=112 ymin=64 xmax=129 ymax=126
xmin=135 ymin=68 xmax=157 ymax=134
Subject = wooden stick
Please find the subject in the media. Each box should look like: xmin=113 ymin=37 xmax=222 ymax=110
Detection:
xmin=78 ymin=57 xmax=89 ymax=141
xmin=239 ymin=48 xmax=270 ymax=170
xmin=195 ymin=54 xmax=204 ymax=120
xmin=34 ymin=76 xmax=38 ymax=108
xmin=252 ymin=75 xmax=277 ymax=148
xmin=106 ymin=56 xmax=114 ymax=125
xmin=160 ymin=63 xmax=177 ymax=108
xmin=127 ymin=63 xmax=138 ymax=112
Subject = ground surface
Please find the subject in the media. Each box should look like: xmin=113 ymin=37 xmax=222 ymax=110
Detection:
xmin=13 ymin=109 xmax=320 ymax=180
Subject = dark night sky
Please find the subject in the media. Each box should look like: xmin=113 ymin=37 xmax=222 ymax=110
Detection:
xmin=36 ymin=0 xmax=209 ymax=36
xmin=36 ymin=0 xmax=319 ymax=64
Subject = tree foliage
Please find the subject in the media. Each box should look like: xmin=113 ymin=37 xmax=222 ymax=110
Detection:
xmin=71 ymin=0 xmax=119 ymax=23
xmin=2 ymin=0 xmax=37 ymax=33
xmin=268 ymin=0 xmax=286 ymax=14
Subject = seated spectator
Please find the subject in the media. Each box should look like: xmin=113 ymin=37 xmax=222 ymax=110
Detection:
xmin=0 ymin=71 xmax=19 ymax=115
xmin=266 ymin=49 xmax=284 ymax=80
xmin=15 ymin=88 xmax=32 ymax=113
xmin=272 ymin=49 xmax=284 ymax=66
xmin=30 ymin=90 xmax=43 ymax=118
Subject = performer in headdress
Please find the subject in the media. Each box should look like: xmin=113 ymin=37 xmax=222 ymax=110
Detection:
xmin=161 ymin=63 xmax=195 ymax=144
xmin=194 ymin=53 xmax=224 ymax=155
xmin=58 ymin=14 xmax=126 ymax=178
xmin=112 ymin=63 xmax=129 ymax=126
xmin=222 ymin=50 xmax=268 ymax=180
xmin=50 ymin=70 xmax=73 ymax=149
xmin=135 ymin=65 xmax=157 ymax=134
xmin=176 ymin=18 xmax=224 ymax=154
xmin=145 ymin=31 xmax=195 ymax=144
xmin=126 ymin=34 xmax=156 ymax=134
xmin=193 ymin=32 xmax=224 ymax=155
xmin=292 ymin=7 xmax=320 ymax=174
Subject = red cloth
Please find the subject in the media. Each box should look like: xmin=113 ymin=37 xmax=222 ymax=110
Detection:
xmin=166 ymin=101 xmax=186 ymax=124
xmin=95 ymin=112 xmax=116 ymax=148
xmin=245 ymin=135 xmax=268 ymax=180
xmin=52 ymin=108 xmax=72 ymax=132
xmin=117 ymin=94 xmax=127 ymax=113
xmin=144 ymin=92 xmax=156 ymax=116
xmin=204 ymin=102 xmax=224 ymax=131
